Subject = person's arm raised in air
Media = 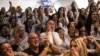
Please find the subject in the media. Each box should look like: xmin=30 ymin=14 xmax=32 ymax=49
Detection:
xmin=7 ymin=1 xmax=12 ymax=12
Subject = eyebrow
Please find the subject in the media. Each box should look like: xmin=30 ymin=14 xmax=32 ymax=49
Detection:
xmin=29 ymin=37 xmax=39 ymax=39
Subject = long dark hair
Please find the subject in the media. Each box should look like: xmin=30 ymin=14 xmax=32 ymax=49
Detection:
xmin=78 ymin=8 xmax=86 ymax=22
xmin=85 ymin=11 xmax=98 ymax=35
xmin=57 ymin=7 xmax=65 ymax=18
xmin=67 ymin=10 xmax=74 ymax=22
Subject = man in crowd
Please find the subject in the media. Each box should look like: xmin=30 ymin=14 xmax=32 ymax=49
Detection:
xmin=23 ymin=32 xmax=61 ymax=56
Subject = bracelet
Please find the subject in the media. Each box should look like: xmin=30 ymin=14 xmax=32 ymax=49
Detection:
xmin=44 ymin=47 xmax=49 ymax=51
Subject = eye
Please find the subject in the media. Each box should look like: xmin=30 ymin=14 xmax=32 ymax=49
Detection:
xmin=74 ymin=45 xmax=78 ymax=47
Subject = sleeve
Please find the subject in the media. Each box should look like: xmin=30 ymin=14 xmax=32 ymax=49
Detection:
xmin=53 ymin=32 xmax=62 ymax=46
xmin=87 ymin=49 xmax=96 ymax=53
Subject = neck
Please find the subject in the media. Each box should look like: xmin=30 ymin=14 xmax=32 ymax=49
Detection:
xmin=46 ymin=30 xmax=51 ymax=32
xmin=46 ymin=29 xmax=53 ymax=32
xmin=30 ymin=46 xmax=39 ymax=53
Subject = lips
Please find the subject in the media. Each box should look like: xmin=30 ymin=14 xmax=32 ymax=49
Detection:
xmin=8 ymin=49 xmax=12 ymax=53
xmin=34 ymin=41 xmax=39 ymax=44
xmin=5 ymin=49 xmax=12 ymax=55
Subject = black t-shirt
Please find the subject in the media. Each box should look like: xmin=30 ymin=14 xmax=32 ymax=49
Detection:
xmin=23 ymin=45 xmax=44 ymax=56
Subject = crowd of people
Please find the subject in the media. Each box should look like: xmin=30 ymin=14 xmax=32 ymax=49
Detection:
xmin=0 ymin=0 xmax=100 ymax=56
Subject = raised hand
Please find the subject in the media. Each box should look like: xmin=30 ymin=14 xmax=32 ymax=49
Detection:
xmin=9 ymin=1 xmax=12 ymax=6
xmin=44 ymin=37 xmax=50 ymax=47
xmin=70 ymin=48 xmax=79 ymax=56
xmin=87 ymin=36 xmax=96 ymax=42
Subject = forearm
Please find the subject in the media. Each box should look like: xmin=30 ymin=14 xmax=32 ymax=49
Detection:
xmin=8 ymin=1 xmax=12 ymax=11
xmin=39 ymin=47 xmax=48 ymax=56
xmin=93 ymin=40 xmax=100 ymax=50
xmin=88 ymin=36 xmax=100 ymax=53
xmin=50 ymin=44 xmax=61 ymax=55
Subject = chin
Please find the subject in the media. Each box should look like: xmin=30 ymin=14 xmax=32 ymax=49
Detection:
xmin=35 ymin=44 xmax=39 ymax=47
xmin=31 ymin=44 xmax=39 ymax=47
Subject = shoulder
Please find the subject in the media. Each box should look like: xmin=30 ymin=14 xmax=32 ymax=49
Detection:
xmin=40 ymin=32 xmax=46 ymax=35
xmin=23 ymin=48 xmax=30 ymax=53
xmin=0 ymin=36 xmax=6 ymax=43
xmin=53 ymin=32 xmax=59 ymax=35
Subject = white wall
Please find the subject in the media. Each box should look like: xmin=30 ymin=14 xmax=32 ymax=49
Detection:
xmin=75 ymin=0 xmax=98 ymax=8
xmin=0 ymin=0 xmax=40 ymax=11
xmin=0 ymin=0 xmax=98 ymax=11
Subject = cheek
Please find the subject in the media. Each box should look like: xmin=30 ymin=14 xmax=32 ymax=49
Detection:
xmin=47 ymin=25 xmax=51 ymax=29
xmin=74 ymin=47 xmax=79 ymax=52
xmin=48 ymin=25 xmax=51 ymax=27
xmin=92 ymin=14 xmax=97 ymax=20
xmin=59 ymin=31 xmax=64 ymax=35
xmin=19 ymin=31 xmax=25 ymax=35
xmin=76 ymin=47 xmax=79 ymax=51
xmin=84 ymin=40 xmax=88 ymax=44
xmin=32 ymin=41 xmax=39 ymax=46
xmin=29 ymin=40 xmax=34 ymax=45
xmin=2 ymin=49 xmax=7 ymax=53
xmin=69 ymin=27 xmax=75 ymax=31
xmin=51 ymin=25 xmax=55 ymax=28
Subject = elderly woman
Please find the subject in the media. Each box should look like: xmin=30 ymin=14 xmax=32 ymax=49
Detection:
xmin=0 ymin=42 xmax=28 ymax=56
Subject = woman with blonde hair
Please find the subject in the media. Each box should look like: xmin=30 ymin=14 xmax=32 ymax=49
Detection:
xmin=10 ymin=25 xmax=29 ymax=51
xmin=63 ymin=37 xmax=87 ymax=56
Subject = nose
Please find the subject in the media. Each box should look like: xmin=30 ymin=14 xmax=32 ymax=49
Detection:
xmin=7 ymin=48 xmax=11 ymax=51
xmin=71 ymin=46 xmax=74 ymax=50
xmin=35 ymin=38 xmax=39 ymax=41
